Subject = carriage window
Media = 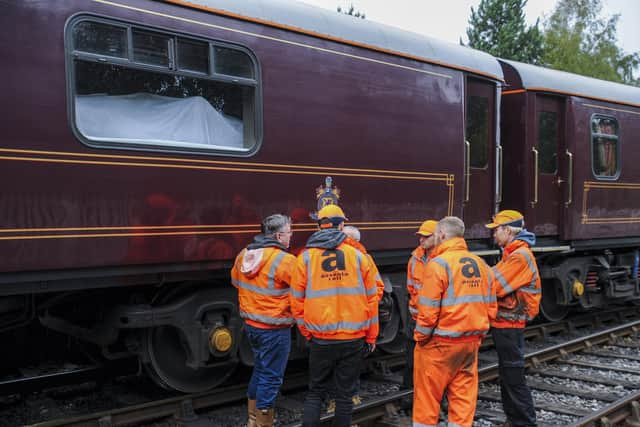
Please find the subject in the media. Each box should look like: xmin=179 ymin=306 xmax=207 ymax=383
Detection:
xmin=537 ymin=111 xmax=558 ymax=174
xmin=178 ymin=38 xmax=209 ymax=73
xmin=72 ymin=21 xmax=127 ymax=58
xmin=68 ymin=18 xmax=259 ymax=155
xmin=214 ymin=46 xmax=254 ymax=79
xmin=591 ymin=116 xmax=619 ymax=179
xmin=132 ymin=30 xmax=172 ymax=67
xmin=466 ymin=95 xmax=489 ymax=169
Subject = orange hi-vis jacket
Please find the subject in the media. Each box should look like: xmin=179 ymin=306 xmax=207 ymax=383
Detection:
xmin=407 ymin=246 xmax=428 ymax=320
xmin=290 ymin=229 xmax=379 ymax=344
xmin=343 ymin=236 xmax=385 ymax=302
xmin=231 ymin=240 xmax=296 ymax=329
xmin=414 ymin=237 xmax=497 ymax=343
xmin=491 ymin=238 xmax=541 ymax=328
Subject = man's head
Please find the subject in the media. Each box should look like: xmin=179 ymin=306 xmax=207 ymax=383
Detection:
xmin=415 ymin=219 xmax=438 ymax=251
xmin=316 ymin=204 xmax=347 ymax=230
xmin=435 ymin=216 xmax=465 ymax=245
xmin=485 ymin=209 xmax=524 ymax=248
xmin=262 ymin=214 xmax=293 ymax=248
xmin=343 ymin=225 xmax=360 ymax=241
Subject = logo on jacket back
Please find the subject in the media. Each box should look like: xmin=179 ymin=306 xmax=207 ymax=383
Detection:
xmin=322 ymin=249 xmax=345 ymax=272
xmin=321 ymin=249 xmax=349 ymax=281
xmin=460 ymin=257 xmax=482 ymax=288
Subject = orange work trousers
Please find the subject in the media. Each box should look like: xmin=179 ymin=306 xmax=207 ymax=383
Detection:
xmin=413 ymin=338 xmax=480 ymax=427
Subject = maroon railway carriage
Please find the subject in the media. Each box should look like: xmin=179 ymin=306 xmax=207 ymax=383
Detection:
xmin=0 ymin=0 xmax=502 ymax=392
xmin=500 ymin=59 xmax=640 ymax=321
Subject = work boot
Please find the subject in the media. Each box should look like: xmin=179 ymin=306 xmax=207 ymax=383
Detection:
xmin=327 ymin=399 xmax=336 ymax=413
xmin=256 ymin=408 xmax=275 ymax=427
xmin=247 ymin=399 xmax=257 ymax=427
xmin=352 ymin=395 xmax=362 ymax=405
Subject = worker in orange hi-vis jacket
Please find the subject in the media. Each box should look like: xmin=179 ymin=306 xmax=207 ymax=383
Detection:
xmin=485 ymin=210 xmax=541 ymax=427
xmin=413 ymin=216 xmax=497 ymax=427
xmin=343 ymin=225 xmax=384 ymax=303
xmin=343 ymin=225 xmax=394 ymax=331
xmin=290 ymin=204 xmax=379 ymax=427
xmin=230 ymin=214 xmax=296 ymax=427
xmin=320 ymin=224 xmax=383 ymax=410
xmin=402 ymin=219 xmax=438 ymax=393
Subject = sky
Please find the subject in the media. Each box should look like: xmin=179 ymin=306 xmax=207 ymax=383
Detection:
xmin=295 ymin=0 xmax=640 ymax=56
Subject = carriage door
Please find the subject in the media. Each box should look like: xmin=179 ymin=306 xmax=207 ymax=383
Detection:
xmin=464 ymin=78 xmax=496 ymax=239
xmin=530 ymin=95 xmax=564 ymax=235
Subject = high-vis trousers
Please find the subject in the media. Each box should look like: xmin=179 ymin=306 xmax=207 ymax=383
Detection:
xmin=413 ymin=339 xmax=480 ymax=427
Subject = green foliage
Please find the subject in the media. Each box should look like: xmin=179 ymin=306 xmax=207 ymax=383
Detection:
xmin=337 ymin=3 xmax=365 ymax=19
xmin=466 ymin=0 xmax=544 ymax=64
xmin=542 ymin=0 xmax=639 ymax=85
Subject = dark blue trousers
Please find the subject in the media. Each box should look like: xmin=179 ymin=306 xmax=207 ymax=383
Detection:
xmin=491 ymin=327 xmax=537 ymax=427
xmin=245 ymin=324 xmax=291 ymax=410
xmin=303 ymin=338 xmax=364 ymax=427
xmin=402 ymin=318 xmax=416 ymax=390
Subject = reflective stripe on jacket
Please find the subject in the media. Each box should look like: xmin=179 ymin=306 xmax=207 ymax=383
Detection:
xmin=290 ymin=241 xmax=379 ymax=343
xmin=231 ymin=246 xmax=296 ymax=329
xmin=414 ymin=237 xmax=497 ymax=343
xmin=491 ymin=239 xmax=541 ymax=328
xmin=407 ymin=246 xmax=428 ymax=320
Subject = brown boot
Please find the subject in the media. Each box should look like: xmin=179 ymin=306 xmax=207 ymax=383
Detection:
xmin=247 ymin=399 xmax=257 ymax=427
xmin=256 ymin=408 xmax=274 ymax=427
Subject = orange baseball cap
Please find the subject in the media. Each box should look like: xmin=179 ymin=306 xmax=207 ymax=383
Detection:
xmin=416 ymin=220 xmax=438 ymax=237
xmin=485 ymin=210 xmax=524 ymax=229
xmin=317 ymin=204 xmax=348 ymax=221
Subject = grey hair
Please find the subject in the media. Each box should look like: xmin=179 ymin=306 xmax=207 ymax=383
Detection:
xmin=343 ymin=225 xmax=361 ymax=241
xmin=438 ymin=216 xmax=465 ymax=239
xmin=261 ymin=214 xmax=291 ymax=237
xmin=504 ymin=225 xmax=523 ymax=235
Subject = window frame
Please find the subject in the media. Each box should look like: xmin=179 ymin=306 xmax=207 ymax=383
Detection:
xmin=590 ymin=114 xmax=620 ymax=180
xmin=536 ymin=110 xmax=559 ymax=175
xmin=466 ymin=94 xmax=490 ymax=170
xmin=65 ymin=14 xmax=263 ymax=157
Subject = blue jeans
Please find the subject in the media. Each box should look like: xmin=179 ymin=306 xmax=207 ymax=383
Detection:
xmin=245 ymin=324 xmax=291 ymax=410
xmin=491 ymin=327 xmax=537 ymax=427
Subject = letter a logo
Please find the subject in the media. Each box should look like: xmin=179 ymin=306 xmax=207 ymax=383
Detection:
xmin=460 ymin=257 xmax=481 ymax=278
xmin=321 ymin=249 xmax=346 ymax=272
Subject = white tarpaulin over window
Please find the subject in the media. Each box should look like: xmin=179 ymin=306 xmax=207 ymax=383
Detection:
xmin=75 ymin=93 xmax=244 ymax=149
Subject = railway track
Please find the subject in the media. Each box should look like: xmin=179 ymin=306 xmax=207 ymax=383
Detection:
xmin=7 ymin=307 xmax=640 ymax=426
xmin=299 ymin=319 xmax=640 ymax=426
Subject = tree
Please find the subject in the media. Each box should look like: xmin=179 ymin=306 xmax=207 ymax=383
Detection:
xmin=542 ymin=0 xmax=639 ymax=85
xmin=337 ymin=3 xmax=365 ymax=19
xmin=466 ymin=0 xmax=544 ymax=64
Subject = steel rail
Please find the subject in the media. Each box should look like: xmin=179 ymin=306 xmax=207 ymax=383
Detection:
xmin=568 ymin=389 xmax=640 ymax=427
xmin=0 ymin=358 xmax=137 ymax=396
xmin=27 ymin=374 xmax=309 ymax=427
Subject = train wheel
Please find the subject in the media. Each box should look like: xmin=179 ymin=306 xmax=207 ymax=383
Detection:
xmin=377 ymin=296 xmax=404 ymax=354
xmin=143 ymin=286 xmax=239 ymax=393
xmin=539 ymin=279 xmax=569 ymax=322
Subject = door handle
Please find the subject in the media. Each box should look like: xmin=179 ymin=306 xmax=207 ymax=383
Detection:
xmin=565 ymin=149 xmax=573 ymax=207
xmin=464 ymin=140 xmax=470 ymax=203
xmin=497 ymin=145 xmax=503 ymax=204
xmin=531 ymin=147 xmax=539 ymax=207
